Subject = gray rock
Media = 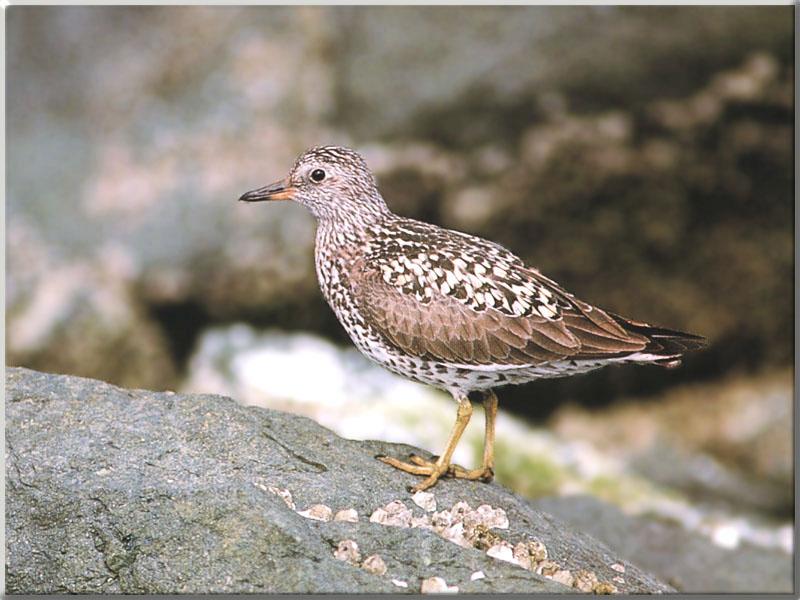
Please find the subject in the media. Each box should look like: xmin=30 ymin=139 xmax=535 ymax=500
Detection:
xmin=6 ymin=367 xmax=672 ymax=593
xmin=533 ymin=495 xmax=792 ymax=593
xmin=335 ymin=6 xmax=791 ymax=139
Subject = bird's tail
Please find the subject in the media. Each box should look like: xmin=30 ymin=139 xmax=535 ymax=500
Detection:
xmin=610 ymin=313 xmax=708 ymax=368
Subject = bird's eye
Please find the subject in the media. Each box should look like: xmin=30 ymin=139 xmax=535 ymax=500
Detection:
xmin=310 ymin=169 xmax=326 ymax=183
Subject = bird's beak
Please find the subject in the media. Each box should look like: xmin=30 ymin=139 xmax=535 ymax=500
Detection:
xmin=238 ymin=178 xmax=296 ymax=202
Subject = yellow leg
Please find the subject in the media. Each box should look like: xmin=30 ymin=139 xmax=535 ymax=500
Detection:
xmin=377 ymin=395 xmax=473 ymax=492
xmin=376 ymin=390 xmax=499 ymax=490
xmin=448 ymin=389 xmax=497 ymax=482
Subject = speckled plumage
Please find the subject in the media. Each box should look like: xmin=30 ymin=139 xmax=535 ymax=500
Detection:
xmin=240 ymin=145 xmax=706 ymax=491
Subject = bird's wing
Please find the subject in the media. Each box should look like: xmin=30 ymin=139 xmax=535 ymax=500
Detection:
xmin=353 ymin=222 xmax=650 ymax=366
xmin=355 ymin=266 xmax=578 ymax=365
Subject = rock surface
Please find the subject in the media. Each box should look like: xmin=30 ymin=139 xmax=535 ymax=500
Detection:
xmin=533 ymin=496 xmax=793 ymax=593
xmin=6 ymin=367 xmax=673 ymax=593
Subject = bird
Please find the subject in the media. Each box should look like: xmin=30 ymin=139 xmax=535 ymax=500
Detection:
xmin=239 ymin=145 xmax=706 ymax=493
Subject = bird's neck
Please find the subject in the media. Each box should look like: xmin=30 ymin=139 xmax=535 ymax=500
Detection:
xmin=315 ymin=196 xmax=394 ymax=242
xmin=317 ymin=213 xmax=381 ymax=251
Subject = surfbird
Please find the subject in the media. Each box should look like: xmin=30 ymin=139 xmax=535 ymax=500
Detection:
xmin=239 ymin=145 xmax=706 ymax=492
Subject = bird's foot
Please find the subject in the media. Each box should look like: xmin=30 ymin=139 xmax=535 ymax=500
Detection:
xmin=376 ymin=454 xmax=448 ymax=492
xmin=375 ymin=453 xmax=494 ymax=492
xmin=409 ymin=453 xmax=494 ymax=482
xmin=448 ymin=463 xmax=495 ymax=483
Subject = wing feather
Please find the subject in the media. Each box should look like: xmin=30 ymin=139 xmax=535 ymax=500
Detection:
xmin=356 ymin=266 xmax=581 ymax=366
xmin=350 ymin=222 xmax=696 ymax=368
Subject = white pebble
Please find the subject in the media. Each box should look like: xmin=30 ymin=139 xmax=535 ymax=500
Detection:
xmin=369 ymin=500 xmax=412 ymax=528
xmin=333 ymin=508 xmax=359 ymax=522
xmin=450 ymin=501 xmax=472 ymax=518
xmin=421 ymin=576 xmax=459 ymax=594
xmin=474 ymin=504 xmax=509 ymax=529
xmin=550 ymin=569 xmax=574 ymax=587
xmin=412 ymin=490 xmax=437 ymax=512
xmin=442 ymin=521 xmax=471 ymax=548
xmin=411 ymin=514 xmax=433 ymax=529
xmin=391 ymin=579 xmax=408 ymax=588
xmin=267 ymin=486 xmax=296 ymax=510
xmin=361 ymin=554 xmax=387 ymax=575
xmin=470 ymin=570 xmax=486 ymax=581
xmin=333 ymin=539 xmax=361 ymax=564
xmin=297 ymin=504 xmax=332 ymax=522
xmin=512 ymin=541 xmax=532 ymax=570
xmin=486 ymin=541 xmax=516 ymax=564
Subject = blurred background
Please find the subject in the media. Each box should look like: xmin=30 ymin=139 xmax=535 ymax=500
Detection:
xmin=6 ymin=4 xmax=793 ymax=580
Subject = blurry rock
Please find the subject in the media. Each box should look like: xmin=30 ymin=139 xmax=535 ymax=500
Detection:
xmin=335 ymin=7 xmax=790 ymax=141
xmin=7 ymin=367 xmax=674 ymax=593
xmin=550 ymin=370 xmax=793 ymax=515
xmin=534 ymin=495 xmax=792 ymax=593
xmin=6 ymin=219 xmax=176 ymax=389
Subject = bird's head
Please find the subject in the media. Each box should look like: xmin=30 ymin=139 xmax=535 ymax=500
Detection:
xmin=239 ymin=145 xmax=389 ymax=223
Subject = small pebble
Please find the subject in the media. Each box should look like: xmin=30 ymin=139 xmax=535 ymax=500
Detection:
xmin=573 ymin=569 xmax=599 ymax=593
xmin=411 ymin=514 xmax=433 ymax=529
xmin=526 ymin=539 xmax=548 ymax=563
xmin=333 ymin=508 xmax=359 ymax=522
xmin=512 ymin=541 xmax=532 ymax=570
xmin=450 ymin=501 xmax=472 ymax=519
xmin=421 ymin=576 xmax=459 ymax=594
xmin=297 ymin=504 xmax=331 ymax=522
xmin=613 ymin=576 xmax=625 ymax=585
xmin=468 ymin=523 xmax=502 ymax=550
xmin=369 ymin=500 xmax=412 ymax=528
xmin=593 ymin=581 xmax=619 ymax=594
xmin=550 ymin=569 xmax=574 ymax=587
xmin=486 ymin=541 xmax=516 ymax=564
xmin=473 ymin=504 xmax=509 ymax=529
xmin=333 ymin=540 xmax=361 ymax=564
xmin=470 ymin=570 xmax=486 ymax=581
xmin=412 ymin=490 xmax=437 ymax=512
xmin=361 ymin=554 xmax=387 ymax=575
xmin=442 ymin=521 xmax=471 ymax=548
xmin=391 ymin=579 xmax=408 ymax=588
xmin=267 ymin=486 xmax=296 ymax=510
xmin=431 ymin=510 xmax=453 ymax=531
xmin=536 ymin=559 xmax=562 ymax=576
xmin=610 ymin=562 xmax=625 ymax=573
